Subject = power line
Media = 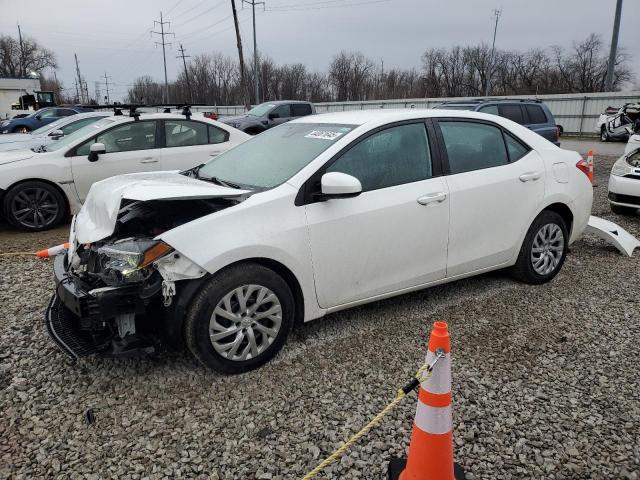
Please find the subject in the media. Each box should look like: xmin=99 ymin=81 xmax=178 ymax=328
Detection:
xmin=173 ymin=1 xmax=225 ymax=27
xmin=176 ymin=44 xmax=194 ymax=103
xmin=152 ymin=11 xmax=176 ymax=103
xmin=170 ymin=0 xmax=209 ymax=21
xmin=165 ymin=0 xmax=186 ymax=16
xmin=266 ymin=0 xmax=388 ymax=11
xmin=243 ymin=0 xmax=265 ymax=104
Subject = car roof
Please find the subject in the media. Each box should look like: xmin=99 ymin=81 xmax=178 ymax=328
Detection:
xmin=261 ymin=100 xmax=312 ymax=105
xmin=440 ymin=98 xmax=543 ymax=105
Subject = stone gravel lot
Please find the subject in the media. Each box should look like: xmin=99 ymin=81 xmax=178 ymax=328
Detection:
xmin=1 ymin=154 xmax=639 ymax=480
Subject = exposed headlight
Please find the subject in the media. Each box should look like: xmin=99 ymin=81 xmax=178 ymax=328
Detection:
xmin=97 ymin=239 xmax=173 ymax=284
xmin=0 ymin=120 xmax=9 ymax=127
xmin=232 ymin=123 xmax=241 ymax=128
xmin=625 ymin=150 xmax=640 ymax=168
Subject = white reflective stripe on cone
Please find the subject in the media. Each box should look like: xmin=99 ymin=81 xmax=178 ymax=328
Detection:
xmin=414 ymin=402 xmax=453 ymax=435
xmin=422 ymin=351 xmax=451 ymax=394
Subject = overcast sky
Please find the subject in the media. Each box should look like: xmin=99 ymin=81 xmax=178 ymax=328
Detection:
xmin=2 ymin=0 xmax=639 ymax=101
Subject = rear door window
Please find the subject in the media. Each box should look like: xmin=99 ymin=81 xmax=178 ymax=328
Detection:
xmin=525 ymin=105 xmax=547 ymax=124
xmin=291 ymin=104 xmax=312 ymax=117
xmin=498 ymin=104 xmax=525 ymax=124
xmin=165 ymin=120 xmax=208 ymax=147
xmin=439 ymin=121 xmax=509 ymax=174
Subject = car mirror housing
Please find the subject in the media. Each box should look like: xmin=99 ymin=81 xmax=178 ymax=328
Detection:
xmin=268 ymin=113 xmax=279 ymax=120
xmin=49 ymin=129 xmax=64 ymax=138
xmin=88 ymin=142 xmax=106 ymax=162
xmin=319 ymin=172 xmax=362 ymax=199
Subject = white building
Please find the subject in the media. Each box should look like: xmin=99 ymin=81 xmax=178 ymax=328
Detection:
xmin=0 ymin=77 xmax=53 ymax=119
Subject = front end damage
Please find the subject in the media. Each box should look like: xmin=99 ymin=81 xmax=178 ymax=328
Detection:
xmin=45 ymin=177 xmax=247 ymax=360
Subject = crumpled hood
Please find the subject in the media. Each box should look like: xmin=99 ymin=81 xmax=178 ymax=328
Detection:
xmin=75 ymin=171 xmax=249 ymax=243
xmin=0 ymin=150 xmax=36 ymax=165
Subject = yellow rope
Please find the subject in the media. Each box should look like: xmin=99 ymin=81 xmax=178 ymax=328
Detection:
xmin=302 ymin=368 xmax=432 ymax=479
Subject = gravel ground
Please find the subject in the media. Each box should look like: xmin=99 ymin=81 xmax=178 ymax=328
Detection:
xmin=1 ymin=155 xmax=639 ymax=480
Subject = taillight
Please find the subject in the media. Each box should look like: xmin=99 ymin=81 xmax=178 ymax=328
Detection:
xmin=556 ymin=126 xmax=561 ymax=140
xmin=576 ymin=159 xmax=593 ymax=183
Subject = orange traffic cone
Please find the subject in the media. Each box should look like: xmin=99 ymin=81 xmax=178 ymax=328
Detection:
xmin=388 ymin=321 xmax=465 ymax=480
xmin=36 ymin=243 xmax=69 ymax=258
xmin=586 ymin=149 xmax=595 ymax=185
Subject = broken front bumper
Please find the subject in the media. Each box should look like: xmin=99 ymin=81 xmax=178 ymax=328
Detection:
xmin=45 ymin=254 xmax=149 ymax=360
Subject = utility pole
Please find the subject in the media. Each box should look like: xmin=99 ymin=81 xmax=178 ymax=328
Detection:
xmin=176 ymin=44 xmax=193 ymax=104
xmin=605 ymin=0 xmax=623 ymax=92
xmin=103 ymin=72 xmax=112 ymax=104
xmin=17 ymin=24 xmax=25 ymax=77
xmin=94 ymin=82 xmax=101 ymax=104
xmin=74 ymin=79 xmax=79 ymax=104
xmin=242 ymin=0 xmax=264 ymax=104
xmin=53 ymin=71 xmax=60 ymax=103
xmin=152 ymin=11 xmax=175 ymax=104
xmin=74 ymin=54 xmax=86 ymax=104
xmin=485 ymin=8 xmax=502 ymax=97
xmin=231 ymin=0 xmax=250 ymax=110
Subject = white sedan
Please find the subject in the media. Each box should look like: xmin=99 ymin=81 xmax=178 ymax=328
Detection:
xmin=0 ymin=112 xmax=249 ymax=230
xmin=0 ymin=112 xmax=110 ymax=152
xmin=609 ymin=147 xmax=640 ymax=215
xmin=48 ymin=109 xmax=593 ymax=373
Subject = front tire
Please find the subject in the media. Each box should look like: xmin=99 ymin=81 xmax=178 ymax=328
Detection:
xmin=611 ymin=204 xmax=637 ymax=216
xmin=3 ymin=181 xmax=67 ymax=231
xmin=511 ymin=211 xmax=568 ymax=285
xmin=12 ymin=125 xmax=31 ymax=133
xmin=184 ymin=263 xmax=295 ymax=374
xmin=600 ymin=126 xmax=609 ymax=142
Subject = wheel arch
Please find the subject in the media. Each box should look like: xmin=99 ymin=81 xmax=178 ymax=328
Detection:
xmin=2 ymin=178 xmax=71 ymax=219
xmin=541 ymin=202 xmax=574 ymax=236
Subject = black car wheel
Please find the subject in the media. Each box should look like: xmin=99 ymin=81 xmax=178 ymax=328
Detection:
xmin=12 ymin=125 xmax=31 ymax=133
xmin=3 ymin=181 xmax=67 ymax=231
xmin=600 ymin=126 xmax=609 ymax=142
xmin=184 ymin=263 xmax=295 ymax=374
xmin=511 ymin=211 xmax=569 ymax=285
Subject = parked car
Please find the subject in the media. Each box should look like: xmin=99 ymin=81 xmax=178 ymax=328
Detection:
xmin=0 ymin=106 xmax=94 ymax=134
xmin=0 ymin=112 xmax=249 ymax=231
xmin=0 ymin=112 xmax=111 ymax=152
xmin=436 ymin=99 xmax=560 ymax=146
xmin=608 ymin=146 xmax=640 ymax=215
xmin=219 ymin=100 xmax=316 ymax=134
xmin=46 ymin=109 xmax=593 ymax=373
xmin=596 ymin=103 xmax=640 ymax=142
xmin=626 ymin=133 xmax=640 ymax=155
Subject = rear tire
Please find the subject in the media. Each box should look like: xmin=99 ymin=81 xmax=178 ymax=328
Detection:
xmin=511 ymin=211 xmax=568 ymax=285
xmin=611 ymin=204 xmax=637 ymax=216
xmin=3 ymin=181 xmax=67 ymax=231
xmin=184 ymin=263 xmax=294 ymax=374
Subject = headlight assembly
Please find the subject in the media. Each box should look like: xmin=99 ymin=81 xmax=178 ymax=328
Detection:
xmin=97 ymin=239 xmax=173 ymax=284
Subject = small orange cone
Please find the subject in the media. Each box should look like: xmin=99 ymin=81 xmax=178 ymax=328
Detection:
xmin=586 ymin=149 xmax=594 ymax=183
xmin=36 ymin=243 xmax=69 ymax=258
xmin=388 ymin=321 xmax=465 ymax=480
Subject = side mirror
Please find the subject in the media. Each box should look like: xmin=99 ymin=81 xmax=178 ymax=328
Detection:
xmin=35 ymin=114 xmax=42 ymax=120
xmin=49 ymin=129 xmax=64 ymax=139
xmin=88 ymin=142 xmax=106 ymax=162
xmin=268 ymin=113 xmax=279 ymax=120
xmin=319 ymin=172 xmax=362 ymax=200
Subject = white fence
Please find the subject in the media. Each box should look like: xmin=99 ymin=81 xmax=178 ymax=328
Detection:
xmin=151 ymin=91 xmax=640 ymax=136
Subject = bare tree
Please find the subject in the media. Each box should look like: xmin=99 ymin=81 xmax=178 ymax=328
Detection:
xmin=0 ymin=34 xmax=57 ymax=77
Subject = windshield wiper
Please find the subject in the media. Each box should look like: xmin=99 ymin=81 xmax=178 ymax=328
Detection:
xmin=199 ymin=175 xmax=243 ymax=189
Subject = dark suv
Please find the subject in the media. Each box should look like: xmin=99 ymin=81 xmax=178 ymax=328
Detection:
xmin=436 ymin=99 xmax=560 ymax=146
xmin=219 ymin=100 xmax=316 ymax=135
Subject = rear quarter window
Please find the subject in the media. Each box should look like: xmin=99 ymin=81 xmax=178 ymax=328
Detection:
xmin=498 ymin=104 xmax=525 ymax=124
xmin=525 ymin=105 xmax=548 ymax=124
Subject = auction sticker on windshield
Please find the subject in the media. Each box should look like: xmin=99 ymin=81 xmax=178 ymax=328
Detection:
xmin=305 ymin=130 xmax=345 ymax=141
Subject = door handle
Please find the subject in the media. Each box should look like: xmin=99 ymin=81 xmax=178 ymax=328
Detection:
xmin=209 ymin=151 xmax=222 ymax=156
xmin=519 ymin=171 xmax=542 ymax=182
xmin=417 ymin=192 xmax=447 ymax=205
xmin=140 ymin=157 xmax=158 ymax=164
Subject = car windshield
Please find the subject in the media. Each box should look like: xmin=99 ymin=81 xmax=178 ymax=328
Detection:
xmin=247 ymin=103 xmax=276 ymax=117
xmin=436 ymin=105 xmax=474 ymax=110
xmin=198 ymin=122 xmax=356 ymax=188
xmin=32 ymin=117 xmax=67 ymax=135
xmin=43 ymin=118 xmax=117 ymax=152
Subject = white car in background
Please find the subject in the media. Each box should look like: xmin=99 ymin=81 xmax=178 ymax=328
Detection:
xmin=0 ymin=112 xmax=111 ymax=152
xmin=609 ymin=147 xmax=640 ymax=215
xmin=47 ymin=109 xmax=593 ymax=373
xmin=0 ymin=113 xmax=250 ymax=230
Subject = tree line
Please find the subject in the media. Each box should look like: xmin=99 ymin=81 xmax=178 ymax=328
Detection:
xmin=0 ymin=32 xmax=635 ymax=107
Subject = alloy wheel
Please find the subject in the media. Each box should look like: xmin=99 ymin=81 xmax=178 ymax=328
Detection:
xmin=209 ymin=284 xmax=283 ymax=361
xmin=10 ymin=187 xmax=60 ymax=229
xmin=530 ymin=223 xmax=565 ymax=276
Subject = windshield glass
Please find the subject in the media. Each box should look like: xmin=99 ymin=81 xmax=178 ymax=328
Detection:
xmin=436 ymin=105 xmax=474 ymax=110
xmin=247 ymin=103 xmax=276 ymax=117
xmin=44 ymin=118 xmax=117 ymax=152
xmin=32 ymin=117 xmax=67 ymax=135
xmin=198 ymin=122 xmax=356 ymax=188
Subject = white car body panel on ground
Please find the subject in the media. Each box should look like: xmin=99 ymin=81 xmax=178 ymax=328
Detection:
xmin=586 ymin=216 xmax=640 ymax=257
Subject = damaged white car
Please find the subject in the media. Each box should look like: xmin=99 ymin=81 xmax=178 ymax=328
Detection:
xmin=48 ymin=110 xmax=593 ymax=373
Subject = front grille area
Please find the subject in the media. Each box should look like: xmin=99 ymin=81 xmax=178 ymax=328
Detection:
xmin=608 ymin=192 xmax=640 ymax=206
xmin=45 ymin=295 xmax=103 ymax=360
